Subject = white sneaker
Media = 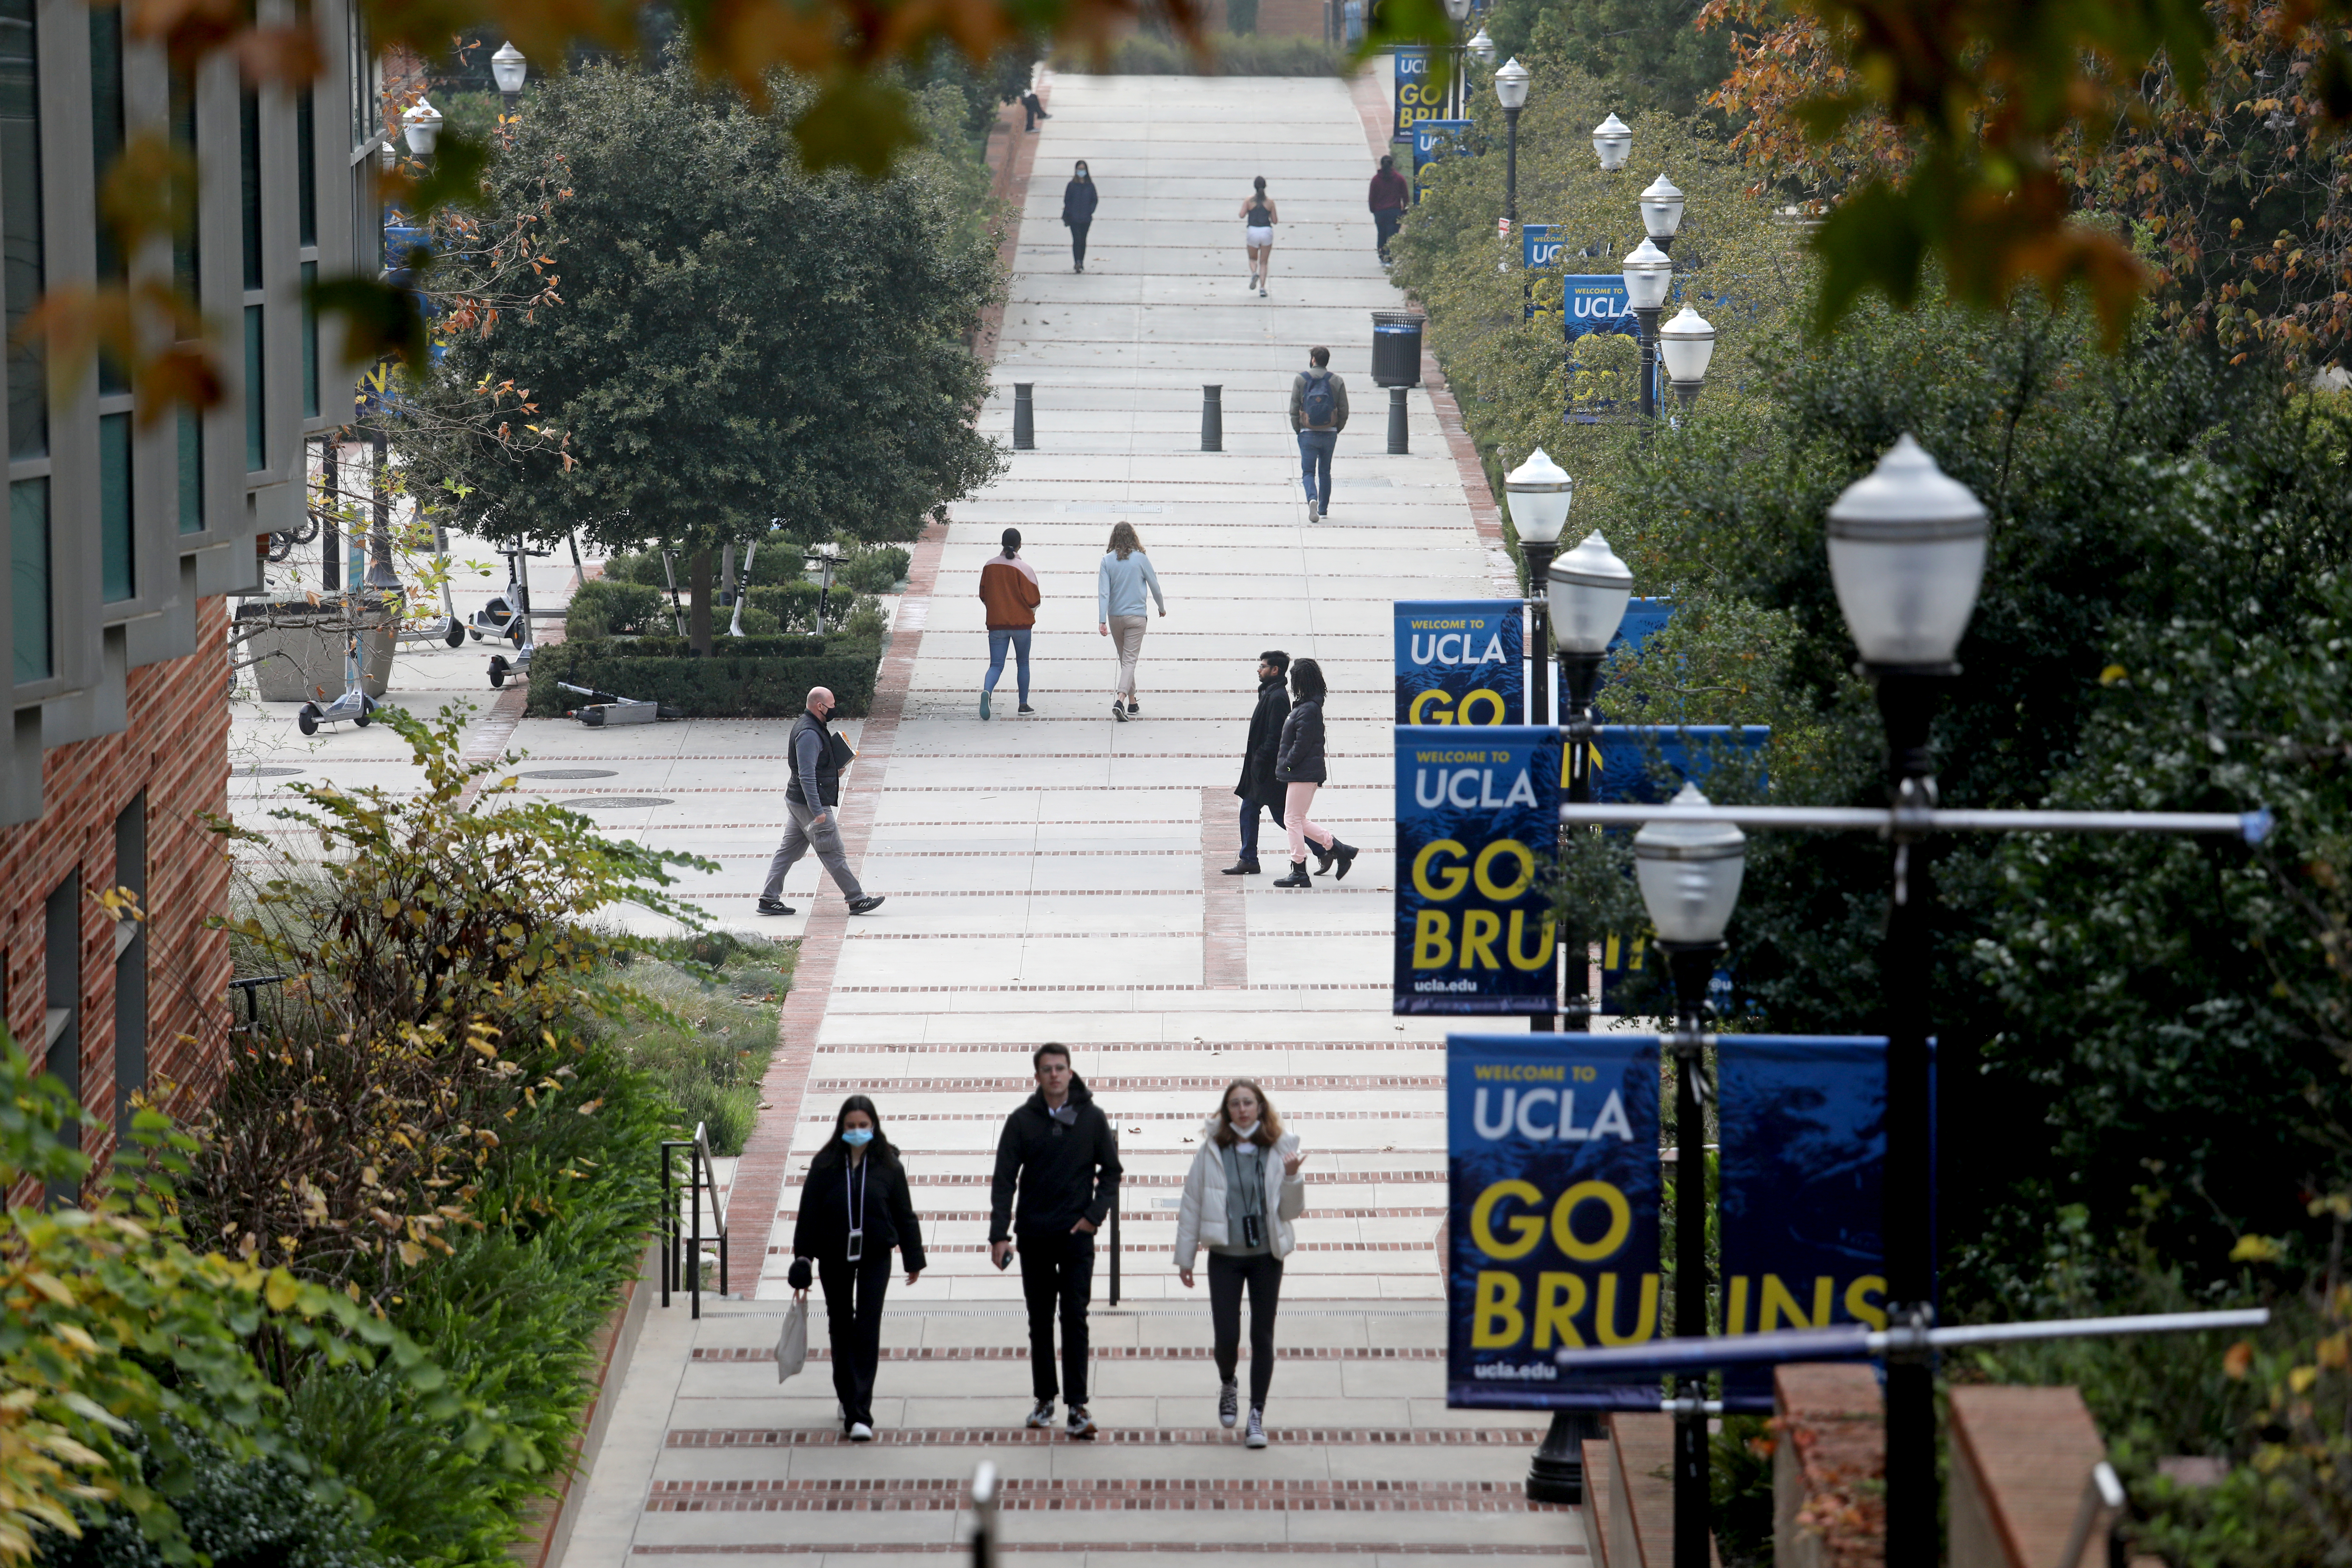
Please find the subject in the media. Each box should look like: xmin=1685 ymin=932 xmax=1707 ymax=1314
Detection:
xmin=1246 ymin=1408 xmax=1268 ymax=1448
xmin=1219 ymin=1379 xmax=1240 ymax=1429
xmin=848 ymin=1421 xmax=875 ymax=1442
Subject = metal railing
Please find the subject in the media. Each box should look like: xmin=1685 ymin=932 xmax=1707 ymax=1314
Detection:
xmin=968 ymin=1462 xmax=1001 ymax=1568
xmin=659 ymin=1121 xmax=729 ymax=1318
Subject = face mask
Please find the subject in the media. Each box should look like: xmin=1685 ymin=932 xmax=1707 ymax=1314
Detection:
xmin=1230 ymin=1118 xmax=1259 ymax=1139
xmin=842 ymin=1128 xmax=874 ymax=1147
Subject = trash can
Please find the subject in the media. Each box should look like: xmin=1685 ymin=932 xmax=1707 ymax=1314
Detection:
xmin=1372 ymin=310 xmax=1425 ymax=387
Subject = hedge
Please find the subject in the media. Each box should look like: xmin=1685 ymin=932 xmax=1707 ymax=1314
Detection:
xmin=526 ymin=635 xmax=882 ymax=718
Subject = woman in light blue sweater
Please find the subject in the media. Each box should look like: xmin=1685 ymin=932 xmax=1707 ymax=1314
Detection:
xmin=1097 ymin=522 xmax=1167 ymax=721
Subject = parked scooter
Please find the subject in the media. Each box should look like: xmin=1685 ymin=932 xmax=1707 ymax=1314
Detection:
xmin=296 ymin=629 xmax=379 ymax=736
xmin=473 ymin=543 xmax=550 ymax=688
xmin=558 ymin=681 xmax=680 ymax=727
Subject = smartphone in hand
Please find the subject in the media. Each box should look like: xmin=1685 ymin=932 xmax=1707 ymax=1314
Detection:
xmin=995 ymin=1246 xmax=1014 ymax=1271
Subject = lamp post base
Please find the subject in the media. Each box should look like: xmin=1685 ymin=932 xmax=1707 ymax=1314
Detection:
xmin=1527 ymin=1410 xmax=1601 ymax=1504
xmin=1386 ymin=386 xmax=1410 ymax=454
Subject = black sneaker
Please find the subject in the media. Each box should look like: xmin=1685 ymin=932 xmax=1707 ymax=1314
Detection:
xmin=1066 ymin=1406 xmax=1097 ymax=1440
xmin=1017 ymin=704 xmax=1035 ymax=714
xmin=756 ymin=897 xmax=796 ymax=916
xmin=1219 ymin=1380 xmax=1240 ymax=1429
xmin=1127 ymin=700 xmax=1139 ymax=714
xmin=1112 ymin=699 xmax=1128 ymax=722
xmin=848 ymin=895 xmax=886 ymax=915
xmin=1026 ymin=1399 xmax=1056 ymax=1429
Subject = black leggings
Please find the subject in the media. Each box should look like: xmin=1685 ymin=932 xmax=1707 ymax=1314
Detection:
xmin=1209 ymin=1251 xmax=1284 ymax=1409
xmin=1070 ymin=220 xmax=1090 ymax=268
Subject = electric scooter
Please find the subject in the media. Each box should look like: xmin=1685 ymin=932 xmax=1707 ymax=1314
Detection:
xmin=295 ymin=629 xmax=379 ymax=735
xmin=473 ymin=543 xmax=550 ymax=688
xmin=558 ymin=681 xmax=679 ymax=727
xmin=392 ymin=524 xmax=467 ymax=648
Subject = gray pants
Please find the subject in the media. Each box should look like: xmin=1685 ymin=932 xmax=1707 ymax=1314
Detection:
xmin=762 ymin=798 xmax=865 ymax=902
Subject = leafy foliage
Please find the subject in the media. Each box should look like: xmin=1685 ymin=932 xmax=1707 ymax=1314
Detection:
xmin=1052 ymin=31 xmax=1345 ymax=73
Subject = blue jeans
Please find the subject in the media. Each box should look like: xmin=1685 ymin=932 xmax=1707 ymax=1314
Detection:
xmin=1297 ymin=429 xmax=1337 ymax=509
xmin=1238 ymin=797 xmax=1275 ymax=864
xmin=986 ymin=628 xmax=1031 ymax=702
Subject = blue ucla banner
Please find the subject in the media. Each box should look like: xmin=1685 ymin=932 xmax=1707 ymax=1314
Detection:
xmin=1395 ymin=726 xmax=1560 ymax=1014
xmin=1564 ymin=275 xmax=1637 ymax=340
xmin=1393 ymin=49 xmax=1442 ymax=140
xmin=1412 ymin=119 xmax=1474 ymax=203
xmin=1715 ymin=1036 xmax=1891 ymax=1410
xmin=1447 ymin=1032 xmax=1662 ymax=1408
xmin=1595 ymin=724 xmax=1771 ymax=805
xmin=1394 ymin=601 xmax=1524 ymax=726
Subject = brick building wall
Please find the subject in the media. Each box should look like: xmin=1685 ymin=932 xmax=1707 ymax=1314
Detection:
xmin=4 ymin=595 xmax=233 ymax=1201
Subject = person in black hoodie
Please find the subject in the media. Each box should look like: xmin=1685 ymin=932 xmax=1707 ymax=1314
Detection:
xmin=1273 ymin=657 xmax=1357 ymax=888
xmin=789 ymin=1097 xmax=925 ymax=1442
xmin=1224 ymin=650 xmax=1291 ymax=876
xmin=989 ymin=1043 xmax=1122 ymax=1438
xmin=1063 ymin=162 xmax=1098 ymax=273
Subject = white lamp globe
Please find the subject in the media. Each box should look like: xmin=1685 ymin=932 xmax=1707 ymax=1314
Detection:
xmin=1620 ymin=238 xmax=1672 ymax=311
xmin=1824 ymin=434 xmax=1989 ymax=667
xmin=1443 ymin=0 xmax=1472 ymax=22
xmin=1634 ymin=783 xmax=1747 ymax=945
xmin=1493 ymin=55 xmax=1530 ymax=110
xmin=1639 ymin=173 xmax=1686 ymax=239
xmin=1504 ymin=447 xmax=1572 ymax=545
xmin=1659 ymin=306 xmax=1715 ymax=385
xmin=401 ymin=97 xmax=443 ymax=155
xmin=1592 ymin=112 xmax=1632 ymax=171
xmin=1546 ymin=530 xmax=1632 ymax=655
xmin=490 ymin=42 xmax=528 ymax=96
xmin=1469 ymin=27 xmax=1498 ymax=66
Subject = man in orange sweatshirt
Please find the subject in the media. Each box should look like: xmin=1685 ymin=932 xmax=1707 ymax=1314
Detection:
xmin=978 ymin=526 xmax=1043 ymax=719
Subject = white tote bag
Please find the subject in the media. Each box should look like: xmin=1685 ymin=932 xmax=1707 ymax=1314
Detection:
xmin=775 ymin=1298 xmax=808 ymax=1384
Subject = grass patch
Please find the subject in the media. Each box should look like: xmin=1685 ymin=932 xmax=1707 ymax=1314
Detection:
xmin=606 ymin=930 xmax=796 ymax=1156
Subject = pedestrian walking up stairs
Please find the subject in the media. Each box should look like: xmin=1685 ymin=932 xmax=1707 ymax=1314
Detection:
xmin=556 ymin=75 xmax=1583 ymax=1567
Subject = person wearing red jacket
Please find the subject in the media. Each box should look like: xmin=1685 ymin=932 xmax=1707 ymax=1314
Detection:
xmin=978 ymin=526 xmax=1042 ymax=719
xmin=1369 ymin=156 xmax=1410 ymax=265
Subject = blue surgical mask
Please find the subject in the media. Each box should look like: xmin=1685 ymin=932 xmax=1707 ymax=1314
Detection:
xmin=842 ymin=1128 xmax=874 ymax=1147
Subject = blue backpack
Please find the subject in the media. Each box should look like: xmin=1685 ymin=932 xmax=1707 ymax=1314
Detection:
xmin=1301 ymin=371 xmax=1337 ymax=430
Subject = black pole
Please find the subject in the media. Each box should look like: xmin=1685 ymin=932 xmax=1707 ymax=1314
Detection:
xmin=1504 ymin=106 xmax=1520 ymax=226
xmin=1634 ymin=307 xmax=1662 ymax=424
xmin=1525 ymin=646 xmax=1609 ymax=1501
xmin=1660 ymin=941 xmax=1719 ymax=1568
xmin=1874 ymin=665 xmax=1949 ymax=1566
xmin=1202 ymin=384 xmax=1223 ymax=452
xmin=1013 ymin=383 xmax=1035 ymax=450
xmin=1386 ymin=386 xmax=1410 ymax=454
xmin=321 ymin=439 xmax=341 ymax=591
xmin=500 ymin=89 xmax=518 ymax=118
xmin=367 ymin=427 xmax=398 ymax=588
xmin=1520 ymin=540 xmax=1554 ymax=728
xmin=690 ymin=1139 xmax=704 ymax=1321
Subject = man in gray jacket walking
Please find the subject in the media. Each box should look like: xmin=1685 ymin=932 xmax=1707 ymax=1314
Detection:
xmin=1288 ymin=346 xmax=1349 ymax=521
xmin=757 ymin=685 xmax=886 ymax=917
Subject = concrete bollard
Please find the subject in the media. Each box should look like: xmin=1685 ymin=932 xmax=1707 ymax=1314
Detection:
xmin=1201 ymin=385 xmax=1223 ymax=451
xmin=1013 ymin=383 xmax=1035 ymax=450
xmin=1386 ymin=386 xmax=1409 ymax=454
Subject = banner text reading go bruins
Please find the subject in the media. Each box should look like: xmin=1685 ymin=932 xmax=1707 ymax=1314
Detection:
xmin=1394 ymin=725 xmax=1559 ymax=1015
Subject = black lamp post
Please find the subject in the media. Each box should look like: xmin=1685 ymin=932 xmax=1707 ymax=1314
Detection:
xmin=1503 ymin=447 xmax=1572 ymax=731
xmin=1621 ymin=239 xmax=1671 ymax=424
xmin=491 ymin=41 xmax=528 ymax=118
xmin=1823 ymin=434 xmax=1989 ymax=1568
xmin=1634 ymin=784 xmax=1746 ymax=1568
xmin=1440 ymin=0 xmax=1472 ymax=118
xmin=1495 ymin=58 xmax=1528 ymax=225
xmin=1521 ymin=527 xmax=1632 ymax=1505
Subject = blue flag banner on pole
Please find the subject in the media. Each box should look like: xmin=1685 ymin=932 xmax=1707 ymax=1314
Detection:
xmin=1594 ymin=724 xmax=1771 ymax=804
xmin=1393 ymin=49 xmax=1437 ymax=140
xmin=1563 ymin=275 xmax=1638 ymax=340
xmin=1613 ymin=597 xmax=1672 ymax=655
xmin=1395 ymin=726 xmax=1561 ymax=1014
xmin=1412 ymin=119 xmax=1474 ymax=203
xmin=1715 ymin=1036 xmax=1891 ymax=1411
xmin=1395 ymin=601 xmax=1524 ymax=726
xmin=1448 ymin=1032 xmax=1662 ymax=1409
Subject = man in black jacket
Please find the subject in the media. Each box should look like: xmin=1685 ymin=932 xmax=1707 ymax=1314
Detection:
xmin=1224 ymin=650 xmax=1291 ymax=875
xmin=990 ymin=1043 xmax=1122 ymax=1438
xmin=757 ymin=685 xmax=884 ymax=917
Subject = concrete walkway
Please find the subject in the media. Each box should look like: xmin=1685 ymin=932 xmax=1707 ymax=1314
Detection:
xmin=550 ymin=72 xmax=1586 ymax=1568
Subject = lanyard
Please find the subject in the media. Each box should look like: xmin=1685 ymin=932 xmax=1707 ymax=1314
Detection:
xmin=845 ymin=1158 xmax=868 ymax=1260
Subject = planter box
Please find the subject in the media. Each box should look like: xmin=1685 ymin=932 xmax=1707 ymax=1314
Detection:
xmin=524 ymin=636 xmax=882 ymax=719
xmin=233 ymin=596 xmax=396 ymax=702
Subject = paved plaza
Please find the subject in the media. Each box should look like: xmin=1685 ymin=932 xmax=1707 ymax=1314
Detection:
xmin=230 ymin=69 xmax=1584 ymax=1568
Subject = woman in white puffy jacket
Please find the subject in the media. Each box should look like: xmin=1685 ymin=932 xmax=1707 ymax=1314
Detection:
xmin=1174 ymin=1079 xmax=1307 ymax=1448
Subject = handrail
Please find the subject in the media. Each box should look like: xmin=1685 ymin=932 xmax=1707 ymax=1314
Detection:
xmin=1107 ymin=1127 xmax=1121 ymax=1307
xmin=659 ymin=1122 xmax=731 ymax=1319
xmin=969 ymin=1461 xmax=1001 ymax=1568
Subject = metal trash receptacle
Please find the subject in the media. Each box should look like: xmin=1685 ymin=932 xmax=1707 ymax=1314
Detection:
xmin=1372 ymin=309 xmax=1426 ymax=387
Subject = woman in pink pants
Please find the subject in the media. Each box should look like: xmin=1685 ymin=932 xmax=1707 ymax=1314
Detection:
xmin=1270 ymin=659 xmax=1356 ymax=888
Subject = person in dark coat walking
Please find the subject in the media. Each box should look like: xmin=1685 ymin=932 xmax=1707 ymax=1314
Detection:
xmin=1368 ymin=156 xmax=1409 ymax=264
xmin=1063 ymin=162 xmax=1098 ymax=272
xmin=1224 ymin=650 xmax=1291 ymax=875
xmin=1272 ymin=658 xmax=1357 ymax=888
xmin=989 ymin=1044 xmax=1123 ymax=1439
xmin=789 ymin=1096 xmax=925 ymax=1441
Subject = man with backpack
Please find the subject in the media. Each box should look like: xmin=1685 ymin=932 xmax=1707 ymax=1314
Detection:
xmin=1288 ymin=347 xmax=1350 ymax=520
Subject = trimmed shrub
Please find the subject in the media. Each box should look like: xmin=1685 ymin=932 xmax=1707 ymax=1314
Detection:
xmin=566 ymin=578 xmax=667 ymax=640
xmin=837 ymin=545 xmax=911 ymax=593
xmin=524 ymin=636 xmax=883 ymax=718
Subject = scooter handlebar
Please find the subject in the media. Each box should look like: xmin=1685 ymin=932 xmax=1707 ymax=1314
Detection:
xmin=557 ymin=681 xmax=624 ymax=705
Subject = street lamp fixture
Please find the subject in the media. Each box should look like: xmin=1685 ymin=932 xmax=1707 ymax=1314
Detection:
xmin=1504 ymin=445 xmax=1570 ymax=726
xmin=1546 ymin=529 xmax=1631 ymax=797
xmin=1592 ymin=112 xmax=1632 ymax=172
xmin=1639 ymin=173 xmax=1686 ymax=251
xmin=401 ymin=97 xmax=443 ymax=157
xmin=491 ymin=41 xmax=528 ymax=113
xmin=1825 ymin=434 xmax=1987 ymax=675
xmin=1621 ymin=238 xmax=1673 ymax=422
xmin=1468 ymin=25 xmax=1497 ymax=65
xmin=1658 ymin=306 xmax=1714 ymax=409
xmin=1495 ymin=57 xmax=1530 ymax=223
xmin=1633 ymin=779 xmax=1745 ymax=1568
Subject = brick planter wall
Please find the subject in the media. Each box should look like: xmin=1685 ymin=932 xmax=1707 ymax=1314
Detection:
xmin=1773 ymin=1363 xmax=1886 ymax=1568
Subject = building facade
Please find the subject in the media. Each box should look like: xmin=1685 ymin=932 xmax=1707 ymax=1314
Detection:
xmin=1 ymin=0 xmax=380 ymax=1170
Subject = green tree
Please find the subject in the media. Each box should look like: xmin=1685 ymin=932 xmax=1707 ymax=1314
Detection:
xmin=1480 ymin=0 xmax=1734 ymax=117
xmin=404 ymin=57 xmax=1004 ymax=652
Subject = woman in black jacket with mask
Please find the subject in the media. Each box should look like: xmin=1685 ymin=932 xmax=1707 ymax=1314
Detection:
xmin=790 ymin=1097 xmax=925 ymax=1441
xmin=1063 ymin=161 xmax=1098 ymax=273
xmin=1273 ymin=658 xmax=1357 ymax=888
